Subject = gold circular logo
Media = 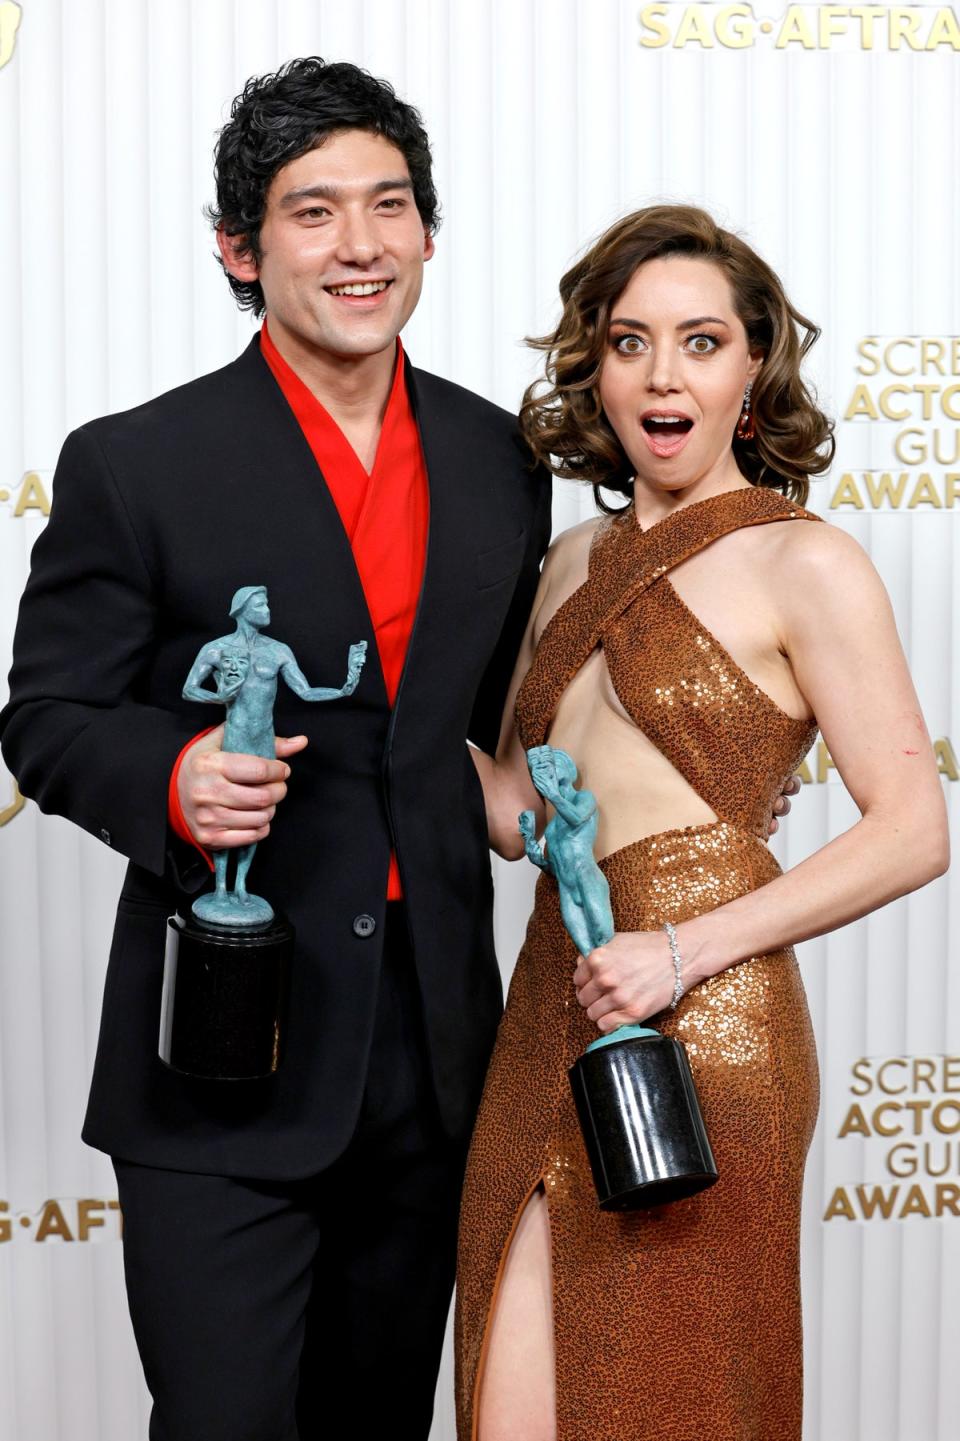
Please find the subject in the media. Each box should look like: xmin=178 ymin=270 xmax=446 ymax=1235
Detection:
xmin=0 ymin=777 xmax=25 ymax=827
xmin=0 ymin=3 xmax=22 ymax=72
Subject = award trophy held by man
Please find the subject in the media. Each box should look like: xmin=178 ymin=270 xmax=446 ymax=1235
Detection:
xmin=159 ymin=585 xmax=366 ymax=1080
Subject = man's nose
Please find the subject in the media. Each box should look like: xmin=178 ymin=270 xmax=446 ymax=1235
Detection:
xmin=335 ymin=209 xmax=385 ymax=266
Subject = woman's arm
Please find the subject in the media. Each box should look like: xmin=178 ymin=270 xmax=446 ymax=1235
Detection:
xmin=575 ymin=523 xmax=950 ymax=1030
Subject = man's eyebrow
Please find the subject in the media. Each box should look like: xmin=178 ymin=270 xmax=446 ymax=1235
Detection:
xmin=278 ymin=178 xmax=414 ymax=208
xmin=608 ymin=315 xmax=730 ymax=331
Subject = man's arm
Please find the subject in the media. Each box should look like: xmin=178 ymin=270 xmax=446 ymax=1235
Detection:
xmin=0 ymin=426 xmax=206 ymax=877
xmin=467 ymin=464 xmax=553 ymax=756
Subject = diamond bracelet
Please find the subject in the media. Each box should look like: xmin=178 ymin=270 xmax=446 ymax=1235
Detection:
xmin=663 ymin=921 xmax=684 ymax=1011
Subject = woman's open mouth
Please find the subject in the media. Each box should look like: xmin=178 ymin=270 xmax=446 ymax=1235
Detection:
xmin=641 ymin=413 xmax=694 ymax=458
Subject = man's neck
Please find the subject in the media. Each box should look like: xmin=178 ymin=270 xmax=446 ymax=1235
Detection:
xmin=265 ymin=315 xmax=397 ymax=473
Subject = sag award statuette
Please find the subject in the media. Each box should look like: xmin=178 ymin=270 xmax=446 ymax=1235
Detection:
xmin=159 ymin=585 xmax=367 ymax=1081
xmin=521 ymin=745 xmax=718 ymax=1209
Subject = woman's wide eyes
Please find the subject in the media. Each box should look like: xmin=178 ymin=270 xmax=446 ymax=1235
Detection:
xmin=612 ymin=333 xmax=719 ymax=355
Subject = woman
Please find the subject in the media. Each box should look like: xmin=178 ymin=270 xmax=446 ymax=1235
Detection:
xmin=456 ymin=206 xmax=949 ymax=1441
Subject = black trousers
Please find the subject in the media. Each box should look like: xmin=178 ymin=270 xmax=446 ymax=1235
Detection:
xmin=114 ymin=905 xmax=467 ymax=1441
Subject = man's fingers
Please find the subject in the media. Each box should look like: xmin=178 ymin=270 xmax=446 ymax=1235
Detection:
xmin=193 ymin=777 xmax=286 ymax=811
xmin=275 ymin=734 xmax=309 ymax=758
xmin=194 ymin=824 xmax=270 ymax=849
xmin=214 ymin=752 xmax=291 ymax=785
xmin=196 ymin=803 xmax=277 ymax=830
xmin=198 ymin=778 xmax=287 ymax=811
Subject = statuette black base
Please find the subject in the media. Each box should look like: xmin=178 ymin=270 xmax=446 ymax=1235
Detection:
xmin=159 ymin=910 xmax=293 ymax=1080
xmin=569 ymin=1032 xmax=718 ymax=1209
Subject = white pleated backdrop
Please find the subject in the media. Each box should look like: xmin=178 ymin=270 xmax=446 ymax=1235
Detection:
xmin=1 ymin=3 xmax=958 ymax=1439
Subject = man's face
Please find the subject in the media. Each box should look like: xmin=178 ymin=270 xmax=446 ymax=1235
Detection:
xmin=220 ymin=129 xmax=435 ymax=360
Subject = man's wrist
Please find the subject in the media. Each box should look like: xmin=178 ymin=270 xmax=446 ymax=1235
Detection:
xmin=168 ymin=728 xmax=216 ymax=869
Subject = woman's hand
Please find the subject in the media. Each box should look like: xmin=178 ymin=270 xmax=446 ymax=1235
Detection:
xmin=573 ymin=930 xmax=681 ymax=1033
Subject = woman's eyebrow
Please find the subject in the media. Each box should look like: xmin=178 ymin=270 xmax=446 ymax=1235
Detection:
xmin=678 ymin=316 xmax=729 ymax=330
xmin=608 ymin=315 xmax=731 ymax=331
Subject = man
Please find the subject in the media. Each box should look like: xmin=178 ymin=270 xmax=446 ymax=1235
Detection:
xmin=1 ymin=58 xmax=550 ymax=1440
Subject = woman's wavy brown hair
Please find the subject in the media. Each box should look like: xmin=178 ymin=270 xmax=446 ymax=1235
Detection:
xmin=520 ymin=205 xmax=834 ymax=510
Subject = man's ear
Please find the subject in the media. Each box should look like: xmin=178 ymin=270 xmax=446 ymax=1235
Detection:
xmin=216 ymin=225 xmax=259 ymax=283
xmin=423 ymin=228 xmax=436 ymax=264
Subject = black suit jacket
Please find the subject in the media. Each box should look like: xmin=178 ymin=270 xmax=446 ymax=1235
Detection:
xmin=0 ymin=337 xmax=551 ymax=1179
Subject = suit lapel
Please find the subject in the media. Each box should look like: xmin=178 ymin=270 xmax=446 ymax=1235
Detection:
xmin=229 ymin=338 xmax=389 ymax=705
xmin=394 ymin=362 xmax=470 ymax=715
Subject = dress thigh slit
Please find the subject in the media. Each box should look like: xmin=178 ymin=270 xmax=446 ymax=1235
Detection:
xmin=456 ymin=822 xmax=819 ymax=1441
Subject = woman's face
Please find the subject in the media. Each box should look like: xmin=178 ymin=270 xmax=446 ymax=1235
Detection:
xmin=598 ymin=255 xmax=762 ymax=498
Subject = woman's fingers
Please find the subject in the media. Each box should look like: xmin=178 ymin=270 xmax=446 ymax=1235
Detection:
xmin=573 ymin=934 xmax=674 ymax=1025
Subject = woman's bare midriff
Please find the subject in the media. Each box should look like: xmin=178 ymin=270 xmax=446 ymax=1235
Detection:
xmin=545 ymin=646 xmax=719 ymax=860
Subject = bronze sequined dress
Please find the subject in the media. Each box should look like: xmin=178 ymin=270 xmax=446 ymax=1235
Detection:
xmin=456 ymin=487 xmax=822 ymax=1441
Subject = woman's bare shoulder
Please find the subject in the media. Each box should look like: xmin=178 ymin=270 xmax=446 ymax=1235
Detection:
xmin=759 ymin=514 xmax=889 ymax=622
xmin=768 ymin=513 xmax=874 ymax=575
xmin=533 ymin=516 xmax=605 ymax=638
xmin=543 ymin=515 xmax=605 ymax=581
xmin=541 ymin=516 xmax=604 ymax=591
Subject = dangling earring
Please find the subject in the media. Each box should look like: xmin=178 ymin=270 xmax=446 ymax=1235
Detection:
xmin=736 ymin=382 xmax=755 ymax=441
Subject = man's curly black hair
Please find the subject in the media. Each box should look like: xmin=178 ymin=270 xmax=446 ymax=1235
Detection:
xmin=207 ymin=57 xmax=440 ymax=317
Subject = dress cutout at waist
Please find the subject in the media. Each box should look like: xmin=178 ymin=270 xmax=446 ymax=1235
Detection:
xmin=514 ymin=486 xmax=821 ymax=839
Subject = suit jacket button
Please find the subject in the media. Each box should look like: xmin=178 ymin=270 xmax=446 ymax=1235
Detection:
xmin=99 ymin=828 xmax=111 ymax=846
xmin=353 ymin=913 xmax=376 ymax=939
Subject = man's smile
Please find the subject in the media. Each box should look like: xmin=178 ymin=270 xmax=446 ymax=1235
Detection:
xmin=324 ymin=278 xmax=395 ymax=301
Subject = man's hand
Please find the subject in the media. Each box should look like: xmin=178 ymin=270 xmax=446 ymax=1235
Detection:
xmin=177 ymin=725 xmax=308 ymax=849
xmin=768 ymin=773 xmax=802 ymax=837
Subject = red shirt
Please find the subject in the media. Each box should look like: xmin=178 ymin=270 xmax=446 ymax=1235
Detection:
xmin=169 ymin=325 xmax=430 ymax=901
